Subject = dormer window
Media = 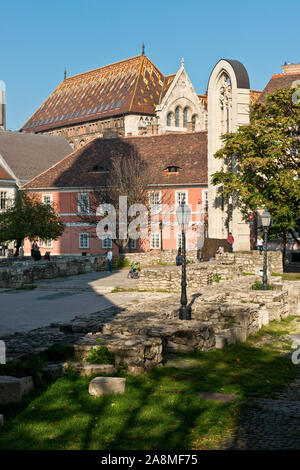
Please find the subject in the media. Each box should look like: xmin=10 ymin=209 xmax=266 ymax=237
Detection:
xmin=165 ymin=166 xmax=181 ymax=173
xmin=88 ymin=165 xmax=109 ymax=174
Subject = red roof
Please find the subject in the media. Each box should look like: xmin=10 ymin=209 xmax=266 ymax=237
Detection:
xmin=0 ymin=165 xmax=13 ymax=180
xmin=22 ymin=131 xmax=208 ymax=190
xmin=258 ymin=73 xmax=300 ymax=102
xmin=22 ymin=55 xmax=168 ymax=134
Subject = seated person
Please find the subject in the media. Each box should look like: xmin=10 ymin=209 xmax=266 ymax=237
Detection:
xmin=216 ymin=246 xmax=225 ymax=255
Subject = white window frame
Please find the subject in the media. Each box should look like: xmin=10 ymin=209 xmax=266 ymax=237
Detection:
xmin=149 ymin=190 xmax=162 ymax=213
xmin=150 ymin=232 xmax=161 ymax=250
xmin=102 ymin=234 xmax=112 ymax=249
xmin=175 ymin=190 xmax=188 ymax=207
xmin=202 ymin=190 xmax=208 ymax=211
xmin=78 ymin=193 xmax=90 ymax=214
xmin=79 ymin=232 xmax=90 ymax=249
xmin=0 ymin=191 xmax=7 ymax=210
xmin=177 ymin=231 xmax=188 ymax=249
xmin=40 ymin=238 xmax=52 ymax=248
xmin=42 ymin=194 xmax=53 ymax=206
xmin=127 ymin=238 xmax=136 ymax=249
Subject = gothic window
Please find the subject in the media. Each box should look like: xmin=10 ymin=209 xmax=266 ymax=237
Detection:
xmin=183 ymin=107 xmax=188 ymax=127
xmin=167 ymin=113 xmax=172 ymax=126
xmin=175 ymin=107 xmax=180 ymax=127
xmin=192 ymin=114 xmax=197 ymax=131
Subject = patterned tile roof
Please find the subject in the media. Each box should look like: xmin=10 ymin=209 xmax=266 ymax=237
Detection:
xmin=22 ymin=56 xmax=167 ymax=134
xmin=198 ymin=93 xmax=207 ymax=111
xmin=22 ymin=131 xmax=208 ymax=190
xmin=258 ymin=73 xmax=300 ymax=102
xmin=250 ymin=90 xmax=261 ymax=105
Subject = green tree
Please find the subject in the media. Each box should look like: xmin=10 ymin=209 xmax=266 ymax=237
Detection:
xmin=211 ymin=86 xmax=300 ymax=260
xmin=0 ymin=193 xmax=65 ymax=256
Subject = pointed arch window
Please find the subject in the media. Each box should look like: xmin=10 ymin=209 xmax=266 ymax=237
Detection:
xmin=192 ymin=114 xmax=197 ymax=131
xmin=167 ymin=113 xmax=172 ymax=126
xmin=183 ymin=107 xmax=188 ymax=127
xmin=175 ymin=107 xmax=180 ymax=127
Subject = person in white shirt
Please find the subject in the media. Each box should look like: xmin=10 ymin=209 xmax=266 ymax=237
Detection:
xmin=106 ymin=249 xmax=112 ymax=272
xmin=257 ymin=235 xmax=263 ymax=254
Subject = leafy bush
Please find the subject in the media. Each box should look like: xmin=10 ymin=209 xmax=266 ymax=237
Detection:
xmin=86 ymin=339 xmax=115 ymax=364
xmin=251 ymin=280 xmax=275 ymax=290
xmin=117 ymin=258 xmax=131 ymax=268
xmin=214 ymin=273 xmax=222 ymax=283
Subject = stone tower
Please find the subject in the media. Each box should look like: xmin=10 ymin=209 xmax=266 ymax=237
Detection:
xmin=207 ymin=59 xmax=250 ymax=250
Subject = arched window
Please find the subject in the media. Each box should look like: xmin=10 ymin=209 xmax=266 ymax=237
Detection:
xmin=167 ymin=113 xmax=172 ymax=126
xmin=183 ymin=107 xmax=188 ymax=127
xmin=175 ymin=107 xmax=180 ymax=127
xmin=192 ymin=114 xmax=197 ymax=131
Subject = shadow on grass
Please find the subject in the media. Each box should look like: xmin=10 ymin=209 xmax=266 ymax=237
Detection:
xmin=0 ymin=337 xmax=297 ymax=450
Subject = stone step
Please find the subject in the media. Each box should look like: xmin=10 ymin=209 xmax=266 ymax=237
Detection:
xmin=42 ymin=362 xmax=116 ymax=378
xmin=0 ymin=376 xmax=34 ymax=405
xmin=89 ymin=376 xmax=126 ymax=396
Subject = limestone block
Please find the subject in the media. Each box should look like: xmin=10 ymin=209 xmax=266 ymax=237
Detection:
xmin=215 ymin=334 xmax=228 ymax=349
xmin=19 ymin=376 xmax=34 ymax=396
xmin=89 ymin=377 xmax=126 ymax=396
xmin=128 ymin=366 xmax=145 ymax=376
xmin=0 ymin=376 xmax=23 ymax=404
xmin=63 ymin=362 xmax=116 ymax=376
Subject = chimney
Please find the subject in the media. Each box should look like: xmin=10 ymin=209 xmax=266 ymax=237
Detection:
xmin=282 ymin=62 xmax=300 ymax=74
xmin=0 ymin=80 xmax=6 ymax=131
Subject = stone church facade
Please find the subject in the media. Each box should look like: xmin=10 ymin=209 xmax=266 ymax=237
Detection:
xmin=21 ymin=54 xmax=207 ymax=150
xmin=20 ymin=54 xmax=300 ymax=255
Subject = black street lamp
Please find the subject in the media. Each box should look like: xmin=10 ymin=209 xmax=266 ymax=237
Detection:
xmin=176 ymin=203 xmax=191 ymax=320
xmin=261 ymin=209 xmax=271 ymax=290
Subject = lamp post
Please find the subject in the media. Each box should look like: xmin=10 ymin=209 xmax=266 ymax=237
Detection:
xmin=159 ymin=220 xmax=163 ymax=251
xmin=176 ymin=204 xmax=191 ymax=320
xmin=261 ymin=209 xmax=271 ymax=291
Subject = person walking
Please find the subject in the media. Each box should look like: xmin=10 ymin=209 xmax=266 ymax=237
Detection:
xmin=227 ymin=232 xmax=234 ymax=253
xmin=257 ymin=235 xmax=263 ymax=255
xmin=106 ymin=249 xmax=112 ymax=273
xmin=176 ymin=248 xmax=183 ymax=266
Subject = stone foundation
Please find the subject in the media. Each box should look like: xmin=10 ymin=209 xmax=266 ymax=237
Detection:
xmin=0 ymin=250 xmax=282 ymax=289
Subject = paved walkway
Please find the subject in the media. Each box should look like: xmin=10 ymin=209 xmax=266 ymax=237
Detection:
xmin=0 ymin=269 xmax=166 ymax=337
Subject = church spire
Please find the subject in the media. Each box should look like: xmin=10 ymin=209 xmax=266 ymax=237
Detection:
xmin=181 ymin=57 xmax=184 ymax=67
xmin=142 ymin=42 xmax=145 ymax=56
xmin=64 ymin=68 xmax=67 ymax=80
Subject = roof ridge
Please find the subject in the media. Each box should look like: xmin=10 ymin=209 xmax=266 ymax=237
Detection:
xmin=129 ymin=56 xmax=145 ymax=112
xmin=64 ymin=55 xmax=143 ymax=81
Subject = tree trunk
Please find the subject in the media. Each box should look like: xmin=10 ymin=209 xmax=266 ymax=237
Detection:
xmin=14 ymin=238 xmax=23 ymax=257
xmin=282 ymin=232 xmax=287 ymax=268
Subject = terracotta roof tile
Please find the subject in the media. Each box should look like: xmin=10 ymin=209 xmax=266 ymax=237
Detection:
xmin=258 ymin=73 xmax=300 ymax=102
xmin=0 ymin=165 xmax=13 ymax=180
xmin=21 ymin=56 xmax=166 ymax=133
xmin=22 ymin=131 xmax=207 ymax=190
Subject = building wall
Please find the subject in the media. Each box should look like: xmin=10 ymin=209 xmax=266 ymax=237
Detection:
xmin=23 ymin=186 xmax=208 ymax=256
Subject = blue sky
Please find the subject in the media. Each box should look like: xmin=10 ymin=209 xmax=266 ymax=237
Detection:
xmin=1 ymin=0 xmax=300 ymax=130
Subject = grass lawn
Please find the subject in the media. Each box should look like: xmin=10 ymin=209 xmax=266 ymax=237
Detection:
xmin=272 ymin=272 xmax=300 ymax=281
xmin=0 ymin=317 xmax=298 ymax=450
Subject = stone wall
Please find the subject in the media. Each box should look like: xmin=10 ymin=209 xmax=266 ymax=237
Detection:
xmin=137 ymin=265 xmax=214 ymax=291
xmin=0 ymin=250 xmax=197 ymax=288
xmin=137 ymin=251 xmax=283 ymax=292
xmin=0 ymin=249 xmax=282 ymax=289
